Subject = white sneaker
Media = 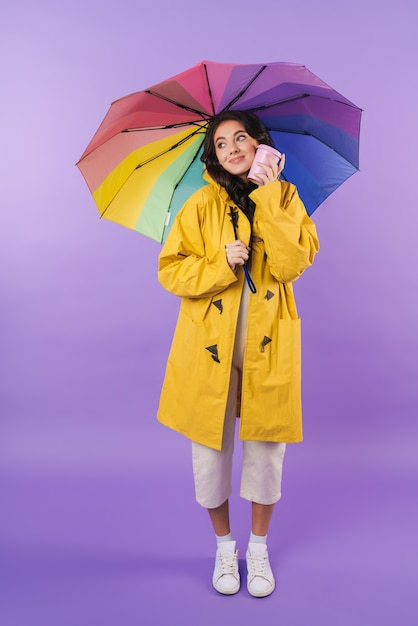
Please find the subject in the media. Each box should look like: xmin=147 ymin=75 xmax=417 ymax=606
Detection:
xmin=246 ymin=542 xmax=275 ymax=597
xmin=212 ymin=540 xmax=240 ymax=595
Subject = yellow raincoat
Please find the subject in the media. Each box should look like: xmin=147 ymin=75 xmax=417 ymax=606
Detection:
xmin=157 ymin=177 xmax=319 ymax=450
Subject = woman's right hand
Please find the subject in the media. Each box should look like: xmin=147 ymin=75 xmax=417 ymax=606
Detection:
xmin=225 ymin=240 xmax=250 ymax=271
xmin=253 ymin=153 xmax=286 ymax=186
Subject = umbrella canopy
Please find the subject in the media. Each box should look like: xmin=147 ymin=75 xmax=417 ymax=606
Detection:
xmin=77 ymin=60 xmax=362 ymax=243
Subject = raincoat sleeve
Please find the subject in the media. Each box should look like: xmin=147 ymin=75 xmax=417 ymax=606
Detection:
xmin=158 ymin=193 xmax=238 ymax=298
xmin=250 ymin=181 xmax=319 ymax=283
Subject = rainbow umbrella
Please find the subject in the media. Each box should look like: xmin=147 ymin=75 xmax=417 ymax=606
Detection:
xmin=76 ymin=60 xmax=362 ymax=243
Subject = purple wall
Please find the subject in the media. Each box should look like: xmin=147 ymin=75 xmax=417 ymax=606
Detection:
xmin=1 ymin=1 xmax=417 ymax=624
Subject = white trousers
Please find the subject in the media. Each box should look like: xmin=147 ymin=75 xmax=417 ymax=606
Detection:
xmin=192 ymin=284 xmax=286 ymax=509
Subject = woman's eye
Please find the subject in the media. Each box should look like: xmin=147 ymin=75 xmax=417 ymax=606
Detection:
xmin=216 ymin=142 xmax=226 ymax=149
xmin=237 ymin=134 xmax=247 ymax=141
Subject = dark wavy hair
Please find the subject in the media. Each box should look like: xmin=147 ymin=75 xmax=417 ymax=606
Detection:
xmin=201 ymin=110 xmax=274 ymax=223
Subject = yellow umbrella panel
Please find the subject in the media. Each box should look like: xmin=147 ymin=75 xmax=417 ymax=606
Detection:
xmin=92 ymin=127 xmax=205 ymax=242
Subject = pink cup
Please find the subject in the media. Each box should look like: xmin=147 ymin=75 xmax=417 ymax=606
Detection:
xmin=247 ymin=144 xmax=282 ymax=184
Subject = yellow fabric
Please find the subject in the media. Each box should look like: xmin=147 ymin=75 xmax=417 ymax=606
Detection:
xmin=157 ymin=178 xmax=319 ymax=450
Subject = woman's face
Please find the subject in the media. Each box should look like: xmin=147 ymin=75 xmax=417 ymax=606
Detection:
xmin=213 ymin=120 xmax=259 ymax=180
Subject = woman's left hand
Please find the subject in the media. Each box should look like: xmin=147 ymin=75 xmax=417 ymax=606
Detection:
xmin=253 ymin=153 xmax=286 ymax=186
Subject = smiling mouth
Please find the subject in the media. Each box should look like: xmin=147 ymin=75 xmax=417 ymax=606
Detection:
xmin=229 ymin=156 xmax=245 ymax=164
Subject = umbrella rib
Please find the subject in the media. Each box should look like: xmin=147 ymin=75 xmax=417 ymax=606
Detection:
xmin=248 ymin=91 xmax=361 ymax=112
xmin=122 ymin=121 xmax=208 ymax=132
xmin=203 ymin=62 xmax=216 ymax=116
xmin=132 ymin=126 xmax=206 ymax=171
xmin=223 ymin=65 xmax=267 ymax=111
xmin=145 ymin=90 xmax=212 ymax=120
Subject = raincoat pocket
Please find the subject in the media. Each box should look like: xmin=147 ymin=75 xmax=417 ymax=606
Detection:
xmin=256 ymin=318 xmax=301 ymax=384
xmin=275 ymin=317 xmax=301 ymax=383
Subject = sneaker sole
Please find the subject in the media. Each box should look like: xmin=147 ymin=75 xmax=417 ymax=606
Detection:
xmin=213 ymin=580 xmax=240 ymax=595
xmin=247 ymin=582 xmax=275 ymax=598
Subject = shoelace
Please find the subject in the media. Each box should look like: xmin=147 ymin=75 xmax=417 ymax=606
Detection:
xmin=247 ymin=553 xmax=268 ymax=578
xmin=218 ymin=552 xmax=238 ymax=575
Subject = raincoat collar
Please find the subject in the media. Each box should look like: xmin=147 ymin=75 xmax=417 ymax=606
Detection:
xmin=203 ymin=169 xmax=236 ymax=206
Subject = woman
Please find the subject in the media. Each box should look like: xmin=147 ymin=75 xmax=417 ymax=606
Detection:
xmin=157 ymin=110 xmax=319 ymax=597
